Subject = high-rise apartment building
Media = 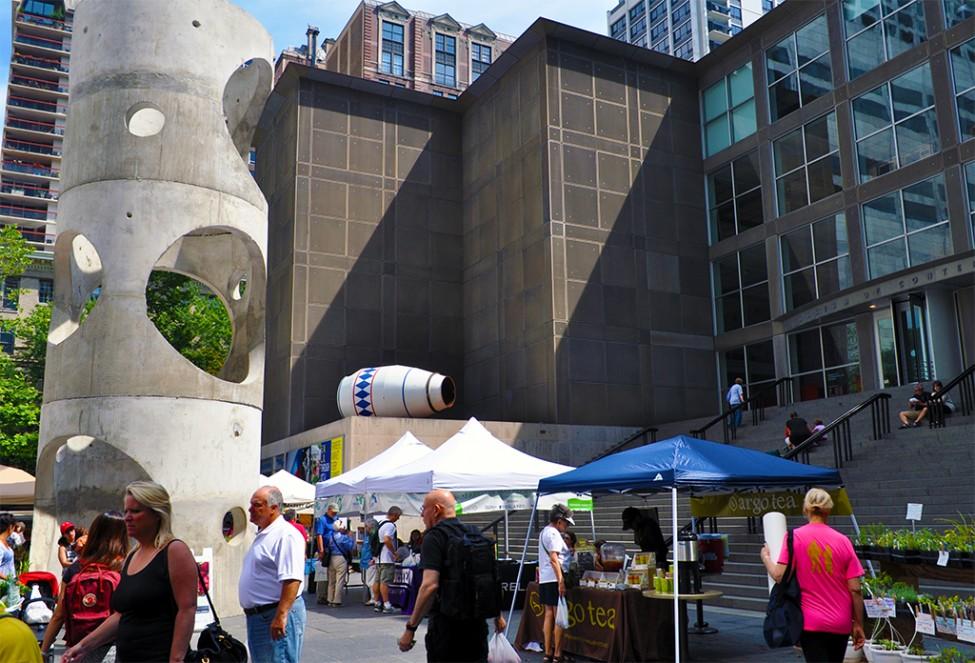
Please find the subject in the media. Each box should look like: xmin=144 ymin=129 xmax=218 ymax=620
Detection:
xmin=1 ymin=0 xmax=74 ymax=350
xmin=607 ymin=0 xmax=777 ymax=61
xmin=324 ymin=1 xmax=515 ymax=98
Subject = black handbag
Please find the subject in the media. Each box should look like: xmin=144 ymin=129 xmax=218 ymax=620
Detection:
xmin=763 ymin=529 xmax=803 ymax=648
xmin=186 ymin=564 xmax=248 ymax=663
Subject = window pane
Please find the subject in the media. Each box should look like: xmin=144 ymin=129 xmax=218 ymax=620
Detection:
xmin=733 ymin=151 xmax=761 ymax=192
xmin=826 ymin=364 xmax=861 ymax=396
xmin=797 ymin=371 xmax=826 ymax=400
xmin=742 ymin=284 xmax=771 ymax=326
xmin=907 ymin=224 xmax=951 ymax=264
xmin=843 ymin=0 xmax=882 ymax=33
xmin=766 ymin=36 xmax=796 ymax=85
xmin=718 ymin=293 xmax=743 ymax=332
xmin=796 ymin=16 xmax=830 ymax=64
xmin=785 ymin=269 xmax=817 ymax=309
xmin=790 ymin=328 xmax=823 ymax=373
xmin=709 ymin=164 xmax=734 ymax=205
xmin=896 ymin=109 xmax=940 ymax=166
xmin=807 ymin=154 xmax=842 ymax=203
xmin=747 ymin=340 xmax=777 ymax=383
xmin=823 ymin=321 xmax=859 ymax=366
xmin=959 ymin=90 xmax=975 ymax=143
xmin=804 ymin=113 xmax=837 ymax=161
xmin=770 ymin=73 xmax=801 ymax=121
xmin=729 ymin=63 xmax=754 ymax=106
xmin=736 ymin=189 xmax=764 ymax=231
xmin=798 ymin=55 xmax=832 ymax=105
xmin=777 ymin=169 xmax=808 ymax=214
xmin=952 ymin=40 xmax=975 ymax=94
xmin=712 ymin=202 xmax=737 ymax=241
xmin=782 ymin=227 xmax=814 ymax=271
xmin=706 ymin=116 xmax=732 ymax=155
xmin=902 ymin=175 xmax=947 ymax=232
xmin=703 ymin=80 xmax=728 ymax=121
xmin=813 ymin=214 xmax=848 ymax=259
xmin=731 ymin=99 xmax=757 ymax=140
xmin=774 ymin=128 xmax=805 ymax=175
xmin=853 ymin=85 xmax=892 ymax=138
xmin=883 ymin=3 xmax=926 ymax=61
xmin=868 ymin=238 xmax=908 ymax=277
xmin=739 ymin=244 xmax=768 ymax=286
xmin=715 ymin=255 xmax=740 ymax=294
xmin=857 ymin=129 xmax=897 ymax=182
xmin=863 ymin=192 xmax=903 ymax=244
xmin=945 ymin=0 xmax=975 ymax=25
xmin=724 ymin=347 xmax=746 ymax=389
xmin=847 ymin=23 xmax=884 ymax=80
xmin=890 ymin=64 xmax=934 ymax=121
xmin=816 ymin=256 xmax=853 ymax=297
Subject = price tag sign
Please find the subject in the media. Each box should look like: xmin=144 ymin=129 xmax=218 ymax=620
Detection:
xmin=958 ymin=619 xmax=975 ymax=643
xmin=906 ymin=503 xmax=923 ymax=521
xmin=937 ymin=550 xmax=949 ymax=567
xmin=865 ymin=598 xmax=896 ymax=618
xmin=936 ymin=616 xmax=957 ymax=635
xmin=915 ymin=612 xmax=935 ymax=635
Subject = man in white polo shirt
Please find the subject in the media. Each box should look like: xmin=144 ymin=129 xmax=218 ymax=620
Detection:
xmin=239 ymin=485 xmax=307 ymax=663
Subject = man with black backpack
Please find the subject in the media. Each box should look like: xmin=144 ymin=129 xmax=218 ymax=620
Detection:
xmin=398 ymin=489 xmax=506 ymax=662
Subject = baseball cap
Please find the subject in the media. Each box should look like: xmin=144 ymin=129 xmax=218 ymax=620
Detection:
xmin=60 ymin=521 xmax=76 ymax=536
xmin=550 ymin=503 xmax=575 ymax=526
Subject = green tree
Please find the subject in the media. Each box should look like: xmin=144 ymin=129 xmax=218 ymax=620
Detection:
xmin=0 ymin=226 xmax=32 ymax=281
xmin=2 ymin=302 xmax=50 ymax=388
xmin=0 ymin=346 xmax=41 ymax=473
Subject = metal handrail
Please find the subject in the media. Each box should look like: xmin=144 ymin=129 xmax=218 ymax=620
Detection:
xmin=690 ymin=377 xmax=794 ymax=443
xmin=586 ymin=426 xmax=659 ymax=463
xmin=927 ymin=364 xmax=975 ymax=428
xmin=784 ymin=392 xmax=891 ymax=468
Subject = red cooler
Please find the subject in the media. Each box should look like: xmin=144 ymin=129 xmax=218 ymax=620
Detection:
xmin=698 ymin=535 xmax=725 ymax=574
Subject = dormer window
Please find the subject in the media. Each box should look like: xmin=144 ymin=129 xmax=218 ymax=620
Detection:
xmin=435 ymin=34 xmax=457 ymax=87
xmin=381 ymin=21 xmax=405 ymax=76
xmin=471 ymin=43 xmax=491 ymax=81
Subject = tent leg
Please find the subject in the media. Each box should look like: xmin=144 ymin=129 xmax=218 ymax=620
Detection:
xmin=672 ymin=487 xmax=681 ymax=663
xmin=590 ymin=508 xmax=596 ymax=542
xmin=850 ymin=512 xmax=876 ymax=578
xmin=504 ymin=510 xmax=510 ymax=558
xmin=506 ymin=494 xmax=539 ymax=636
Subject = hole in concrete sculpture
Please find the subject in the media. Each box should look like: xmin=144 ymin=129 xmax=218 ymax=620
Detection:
xmin=222 ymin=507 xmax=246 ymax=544
xmin=222 ymin=58 xmax=272 ymax=160
xmin=192 ymin=19 xmax=201 ymax=28
xmin=146 ymin=271 xmax=233 ymax=377
xmin=125 ymin=102 xmax=166 ymax=137
xmin=231 ymin=276 xmax=247 ymax=301
xmin=48 ymin=233 xmax=104 ymax=345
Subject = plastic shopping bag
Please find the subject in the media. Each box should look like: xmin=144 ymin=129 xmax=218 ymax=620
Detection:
xmin=487 ymin=632 xmax=521 ymax=663
xmin=555 ymin=596 xmax=570 ymax=630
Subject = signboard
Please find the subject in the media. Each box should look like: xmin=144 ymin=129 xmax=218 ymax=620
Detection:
xmin=906 ymin=503 xmax=923 ymax=521
xmin=193 ymin=547 xmax=213 ymax=631
xmin=690 ymin=488 xmax=853 ymax=518
xmin=915 ymin=612 xmax=936 ymax=635
xmin=864 ymin=598 xmax=896 ymax=619
xmin=285 ymin=436 xmax=344 ymax=483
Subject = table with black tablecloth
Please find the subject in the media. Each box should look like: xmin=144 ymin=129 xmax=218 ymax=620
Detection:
xmin=514 ymin=582 xmax=674 ymax=662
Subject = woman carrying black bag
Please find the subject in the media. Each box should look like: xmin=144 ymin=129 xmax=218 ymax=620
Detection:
xmin=760 ymin=488 xmax=867 ymax=663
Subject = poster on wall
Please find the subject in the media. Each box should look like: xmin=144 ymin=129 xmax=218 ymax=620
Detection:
xmin=284 ymin=437 xmax=344 ymax=483
xmin=193 ymin=547 xmax=213 ymax=631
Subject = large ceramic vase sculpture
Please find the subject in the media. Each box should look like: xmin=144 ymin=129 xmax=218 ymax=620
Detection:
xmin=337 ymin=366 xmax=456 ymax=417
xmin=30 ymin=0 xmax=273 ymax=616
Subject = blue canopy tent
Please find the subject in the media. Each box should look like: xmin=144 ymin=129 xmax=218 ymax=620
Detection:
xmin=513 ymin=435 xmax=847 ymax=662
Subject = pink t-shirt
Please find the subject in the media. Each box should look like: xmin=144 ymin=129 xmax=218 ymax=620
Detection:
xmin=777 ymin=523 xmax=864 ymax=634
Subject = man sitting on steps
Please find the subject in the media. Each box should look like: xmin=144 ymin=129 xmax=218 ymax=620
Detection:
xmin=898 ymin=383 xmax=930 ymax=429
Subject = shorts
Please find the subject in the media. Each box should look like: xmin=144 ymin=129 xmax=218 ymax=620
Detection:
xmin=539 ymin=581 xmax=559 ymax=607
xmin=378 ymin=563 xmax=395 ymax=584
xmin=904 ymin=410 xmax=922 ymax=421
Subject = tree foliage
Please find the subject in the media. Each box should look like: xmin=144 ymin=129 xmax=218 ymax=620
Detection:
xmin=0 ymin=226 xmax=32 ymax=282
xmin=0 ymin=353 xmax=40 ymax=472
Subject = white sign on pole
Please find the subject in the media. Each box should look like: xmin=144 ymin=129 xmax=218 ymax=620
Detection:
xmin=906 ymin=503 xmax=923 ymax=521
xmin=957 ymin=619 xmax=975 ymax=643
xmin=915 ymin=612 xmax=936 ymax=635
xmin=864 ymin=598 xmax=896 ymax=619
xmin=937 ymin=550 xmax=950 ymax=567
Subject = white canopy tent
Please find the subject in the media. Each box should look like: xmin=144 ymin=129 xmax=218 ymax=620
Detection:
xmin=315 ymin=431 xmax=432 ymax=498
xmin=261 ymin=469 xmax=316 ymax=507
xmin=0 ymin=464 xmax=34 ymax=508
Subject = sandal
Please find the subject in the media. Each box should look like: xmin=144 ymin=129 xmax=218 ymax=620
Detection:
xmin=543 ymin=656 xmax=554 ymax=663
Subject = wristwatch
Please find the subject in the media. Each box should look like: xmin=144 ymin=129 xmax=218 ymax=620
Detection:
xmin=406 ymin=623 xmax=419 ymax=632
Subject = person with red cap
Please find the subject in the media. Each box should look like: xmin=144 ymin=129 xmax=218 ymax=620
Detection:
xmin=58 ymin=521 xmax=78 ymax=569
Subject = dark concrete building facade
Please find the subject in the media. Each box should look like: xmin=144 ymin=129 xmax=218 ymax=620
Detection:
xmin=258 ymin=3 xmax=975 ymax=442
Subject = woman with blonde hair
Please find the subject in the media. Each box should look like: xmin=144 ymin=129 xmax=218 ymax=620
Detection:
xmin=63 ymin=481 xmax=198 ymax=663
xmin=760 ymin=488 xmax=866 ymax=663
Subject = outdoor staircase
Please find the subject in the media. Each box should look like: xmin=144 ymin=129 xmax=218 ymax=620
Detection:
xmin=461 ymin=387 xmax=975 ymax=613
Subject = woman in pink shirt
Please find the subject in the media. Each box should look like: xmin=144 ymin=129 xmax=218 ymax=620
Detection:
xmin=761 ymin=488 xmax=866 ymax=662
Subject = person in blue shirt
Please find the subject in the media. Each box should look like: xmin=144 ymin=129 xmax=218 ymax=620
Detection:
xmin=313 ymin=504 xmax=338 ymax=604
xmin=324 ymin=520 xmax=355 ymax=607
xmin=359 ymin=521 xmax=380 ymax=606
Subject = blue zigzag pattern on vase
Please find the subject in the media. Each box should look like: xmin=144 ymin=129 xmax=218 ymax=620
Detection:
xmin=354 ymin=367 xmax=377 ymax=416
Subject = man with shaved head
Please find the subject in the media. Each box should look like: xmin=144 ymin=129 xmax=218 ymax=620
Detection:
xmin=398 ymin=489 xmax=506 ymax=661
xmin=239 ymin=485 xmax=307 ymax=663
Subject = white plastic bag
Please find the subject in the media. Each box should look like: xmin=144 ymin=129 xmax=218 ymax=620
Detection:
xmin=555 ymin=596 xmax=570 ymax=630
xmin=23 ymin=586 xmax=52 ymax=624
xmin=487 ymin=632 xmax=521 ymax=663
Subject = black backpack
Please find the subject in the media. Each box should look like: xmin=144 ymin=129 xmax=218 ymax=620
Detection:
xmin=763 ymin=530 xmax=803 ymax=648
xmin=439 ymin=523 xmax=501 ymax=621
xmin=369 ymin=520 xmax=390 ymax=558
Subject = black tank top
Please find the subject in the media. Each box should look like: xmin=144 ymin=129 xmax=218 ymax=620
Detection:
xmin=111 ymin=541 xmax=182 ymax=662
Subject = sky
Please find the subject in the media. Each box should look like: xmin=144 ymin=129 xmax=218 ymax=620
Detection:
xmin=0 ymin=1 xmax=608 ymax=120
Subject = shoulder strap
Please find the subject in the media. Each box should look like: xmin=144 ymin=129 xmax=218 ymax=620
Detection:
xmin=783 ymin=530 xmax=796 ymax=583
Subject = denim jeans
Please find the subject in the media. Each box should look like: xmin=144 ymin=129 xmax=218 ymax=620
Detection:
xmin=731 ymin=404 xmax=743 ymax=429
xmin=246 ymin=596 xmax=306 ymax=663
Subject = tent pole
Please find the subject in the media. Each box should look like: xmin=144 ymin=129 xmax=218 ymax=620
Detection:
xmin=504 ymin=509 xmax=510 ymax=558
xmin=672 ymin=486 xmax=681 ymax=663
xmin=849 ymin=512 xmax=876 ymax=578
xmin=590 ymin=508 xmax=596 ymax=542
xmin=506 ymin=493 xmax=539 ymax=636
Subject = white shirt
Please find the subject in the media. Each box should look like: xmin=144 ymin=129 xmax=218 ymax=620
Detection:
xmin=538 ymin=525 xmax=566 ymax=584
xmin=727 ymin=383 xmax=744 ymax=405
xmin=378 ymin=521 xmax=397 ymax=564
xmin=239 ymin=515 xmax=306 ymax=608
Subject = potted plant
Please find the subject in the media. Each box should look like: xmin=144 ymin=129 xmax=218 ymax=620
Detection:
xmin=900 ymin=644 xmax=934 ymax=662
xmin=870 ymin=639 xmax=906 ymax=663
xmin=926 ymin=648 xmax=968 ymax=663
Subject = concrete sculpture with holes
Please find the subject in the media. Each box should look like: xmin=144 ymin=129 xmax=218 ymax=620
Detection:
xmin=30 ymin=0 xmax=273 ymax=615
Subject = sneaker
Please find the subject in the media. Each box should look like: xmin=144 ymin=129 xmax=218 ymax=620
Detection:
xmin=365 ymin=599 xmax=376 ymax=607
xmin=374 ymin=603 xmax=383 ymax=613
xmin=383 ymin=604 xmax=396 ymax=614
xmin=899 ymin=423 xmax=910 ymax=429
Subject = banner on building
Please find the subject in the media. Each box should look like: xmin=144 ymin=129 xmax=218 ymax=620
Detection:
xmin=284 ymin=436 xmax=345 ymax=483
xmin=689 ymin=488 xmax=852 ymax=518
